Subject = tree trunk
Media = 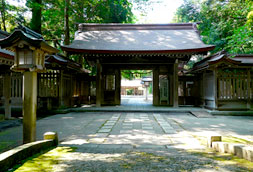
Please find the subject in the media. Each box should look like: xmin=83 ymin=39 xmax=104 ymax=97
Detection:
xmin=30 ymin=0 xmax=42 ymax=33
xmin=64 ymin=0 xmax=70 ymax=45
xmin=0 ymin=0 xmax=7 ymax=31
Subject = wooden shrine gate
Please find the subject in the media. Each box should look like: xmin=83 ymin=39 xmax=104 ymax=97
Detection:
xmin=62 ymin=23 xmax=215 ymax=107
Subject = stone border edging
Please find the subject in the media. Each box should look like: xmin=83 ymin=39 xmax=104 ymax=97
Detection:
xmin=208 ymin=136 xmax=253 ymax=162
xmin=0 ymin=132 xmax=58 ymax=171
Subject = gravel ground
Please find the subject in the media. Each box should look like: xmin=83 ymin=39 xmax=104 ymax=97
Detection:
xmin=51 ymin=147 xmax=249 ymax=172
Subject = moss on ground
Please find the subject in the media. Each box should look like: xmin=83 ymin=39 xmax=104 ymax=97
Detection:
xmin=191 ymin=135 xmax=253 ymax=171
xmin=222 ymin=136 xmax=253 ymax=146
xmin=189 ymin=149 xmax=253 ymax=171
xmin=11 ymin=147 xmax=76 ymax=172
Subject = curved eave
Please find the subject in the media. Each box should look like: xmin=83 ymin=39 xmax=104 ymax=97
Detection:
xmin=0 ymin=30 xmax=42 ymax=48
xmin=61 ymin=45 xmax=215 ymax=55
xmin=208 ymin=57 xmax=241 ymax=66
xmin=190 ymin=56 xmax=244 ymax=73
xmin=0 ymin=30 xmax=58 ymax=54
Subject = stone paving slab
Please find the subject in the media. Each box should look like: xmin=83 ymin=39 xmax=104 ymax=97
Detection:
xmin=2 ymin=111 xmax=253 ymax=171
xmin=98 ymin=129 xmax=111 ymax=133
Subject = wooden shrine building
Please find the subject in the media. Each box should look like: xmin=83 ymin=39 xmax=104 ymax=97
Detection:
xmin=190 ymin=51 xmax=253 ymax=110
xmin=0 ymin=27 xmax=90 ymax=118
xmin=62 ymin=23 xmax=215 ymax=107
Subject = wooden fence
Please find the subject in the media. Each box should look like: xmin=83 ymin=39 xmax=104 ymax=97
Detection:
xmin=38 ymin=70 xmax=60 ymax=98
xmin=218 ymin=70 xmax=252 ymax=100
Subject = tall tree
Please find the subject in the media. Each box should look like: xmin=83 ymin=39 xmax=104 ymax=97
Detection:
xmin=29 ymin=0 xmax=42 ymax=33
xmin=64 ymin=0 xmax=70 ymax=45
xmin=0 ymin=0 xmax=6 ymax=31
xmin=42 ymin=0 xmax=135 ymax=48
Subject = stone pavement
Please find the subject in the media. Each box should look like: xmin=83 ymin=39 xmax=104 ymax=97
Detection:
xmin=5 ymin=112 xmax=252 ymax=171
xmin=72 ymin=95 xmax=206 ymax=112
xmin=57 ymin=112 xmax=204 ymax=151
xmin=1 ymin=111 xmax=253 ymax=171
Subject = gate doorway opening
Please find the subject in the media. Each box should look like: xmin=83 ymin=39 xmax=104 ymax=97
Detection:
xmin=121 ymin=70 xmax=153 ymax=106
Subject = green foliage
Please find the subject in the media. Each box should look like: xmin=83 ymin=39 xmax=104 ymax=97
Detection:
xmin=126 ymin=89 xmax=134 ymax=95
xmin=174 ymin=0 xmax=253 ymax=54
xmin=27 ymin=0 xmax=42 ymax=33
xmin=121 ymin=70 xmax=152 ymax=80
xmin=0 ymin=1 xmax=27 ymax=32
xmin=40 ymin=0 xmax=134 ymax=49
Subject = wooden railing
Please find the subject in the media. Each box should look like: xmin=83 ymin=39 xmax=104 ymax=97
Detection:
xmin=218 ymin=70 xmax=252 ymax=100
xmin=38 ymin=70 xmax=60 ymax=98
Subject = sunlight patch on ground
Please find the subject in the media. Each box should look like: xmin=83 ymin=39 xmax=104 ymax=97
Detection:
xmin=13 ymin=147 xmax=76 ymax=172
xmin=61 ymin=139 xmax=89 ymax=145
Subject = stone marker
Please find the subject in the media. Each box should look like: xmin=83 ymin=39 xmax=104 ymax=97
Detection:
xmin=207 ymin=135 xmax=222 ymax=148
xmin=44 ymin=132 xmax=58 ymax=145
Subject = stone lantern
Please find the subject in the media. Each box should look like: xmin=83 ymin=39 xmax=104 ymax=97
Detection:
xmin=0 ymin=25 xmax=58 ymax=143
xmin=141 ymin=77 xmax=152 ymax=101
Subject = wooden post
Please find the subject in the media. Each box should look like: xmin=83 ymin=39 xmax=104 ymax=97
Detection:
xmin=214 ymin=69 xmax=218 ymax=109
xmin=115 ymin=69 xmax=121 ymax=105
xmin=59 ymin=70 xmax=64 ymax=107
xmin=173 ymin=61 xmax=178 ymax=107
xmin=153 ymin=68 xmax=159 ymax=105
xmin=247 ymin=69 xmax=251 ymax=109
xmin=96 ymin=60 xmax=102 ymax=107
xmin=183 ymin=78 xmax=186 ymax=105
xmin=23 ymin=71 xmax=37 ymax=144
xmin=3 ymin=73 xmax=11 ymax=119
xmin=202 ymin=72 xmax=205 ymax=107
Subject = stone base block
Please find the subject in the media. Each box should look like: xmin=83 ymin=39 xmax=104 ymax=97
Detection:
xmin=44 ymin=132 xmax=58 ymax=145
xmin=207 ymin=135 xmax=222 ymax=148
xmin=212 ymin=142 xmax=228 ymax=153
xmin=212 ymin=141 xmax=253 ymax=162
xmin=242 ymin=146 xmax=253 ymax=162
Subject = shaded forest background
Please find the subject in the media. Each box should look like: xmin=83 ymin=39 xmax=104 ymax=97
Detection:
xmin=0 ymin=0 xmax=252 ymax=77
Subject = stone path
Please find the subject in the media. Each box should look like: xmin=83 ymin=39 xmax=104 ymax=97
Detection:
xmin=59 ymin=113 xmax=204 ymax=151
xmin=2 ymin=112 xmax=253 ymax=171
xmin=46 ymin=112 xmax=249 ymax=172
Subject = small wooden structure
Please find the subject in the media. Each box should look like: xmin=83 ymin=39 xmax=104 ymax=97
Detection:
xmin=38 ymin=54 xmax=90 ymax=109
xmin=62 ymin=23 xmax=215 ymax=107
xmin=0 ymin=28 xmax=91 ymax=117
xmin=190 ymin=51 xmax=253 ymax=110
xmin=0 ymin=30 xmax=15 ymax=119
xmin=121 ymin=79 xmax=144 ymax=95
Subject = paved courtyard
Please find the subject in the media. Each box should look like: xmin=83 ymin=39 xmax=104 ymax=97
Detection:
xmin=1 ymin=111 xmax=253 ymax=171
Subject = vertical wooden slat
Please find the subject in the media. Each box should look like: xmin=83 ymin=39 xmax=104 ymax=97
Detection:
xmin=219 ymin=78 xmax=222 ymax=99
xmin=233 ymin=78 xmax=236 ymax=99
xmin=240 ymin=77 xmax=243 ymax=99
xmin=229 ymin=77 xmax=232 ymax=99
xmin=214 ymin=69 xmax=218 ymax=109
xmin=247 ymin=69 xmax=251 ymax=108
xmin=153 ymin=67 xmax=159 ymax=106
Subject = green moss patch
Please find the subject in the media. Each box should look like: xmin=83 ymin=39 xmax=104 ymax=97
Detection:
xmin=11 ymin=147 xmax=76 ymax=172
xmin=189 ymin=150 xmax=253 ymax=171
xmin=222 ymin=136 xmax=253 ymax=146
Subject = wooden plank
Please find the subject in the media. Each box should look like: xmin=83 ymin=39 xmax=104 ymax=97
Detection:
xmin=238 ymin=78 xmax=241 ymax=99
xmin=96 ymin=61 xmax=102 ymax=107
xmin=214 ymin=69 xmax=218 ymax=109
xmin=247 ymin=69 xmax=251 ymax=108
xmin=226 ymin=78 xmax=229 ymax=99
xmin=153 ymin=67 xmax=159 ymax=105
xmin=3 ymin=73 xmax=11 ymax=119
xmin=233 ymin=78 xmax=236 ymax=99
xmin=173 ymin=61 xmax=178 ymax=107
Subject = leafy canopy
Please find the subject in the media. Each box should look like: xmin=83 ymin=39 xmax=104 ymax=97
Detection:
xmin=173 ymin=0 xmax=253 ymax=54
